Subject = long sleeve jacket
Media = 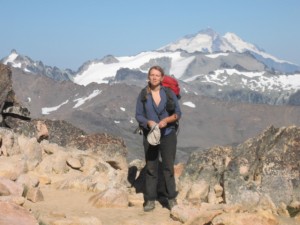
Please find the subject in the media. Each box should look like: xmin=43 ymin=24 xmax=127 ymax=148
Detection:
xmin=135 ymin=87 xmax=182 ymax=136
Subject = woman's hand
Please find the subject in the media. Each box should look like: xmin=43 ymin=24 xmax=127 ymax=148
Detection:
xmin=147 ymin=120 xmax=157 ymax=129
xmin=158 ymin=120 xmax=167 ymax=129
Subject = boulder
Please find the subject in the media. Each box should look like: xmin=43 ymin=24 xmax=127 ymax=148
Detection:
xmin=179 ymin=125 xmax=300 ymax=210
xmin=0 ymin=201 xmax=38 ymax=225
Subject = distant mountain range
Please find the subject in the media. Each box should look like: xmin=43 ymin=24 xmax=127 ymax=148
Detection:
xmin=3 ymin=28 xmax=300 ymax=161
xmin=2 ymin=28 xmax=300 ymax=106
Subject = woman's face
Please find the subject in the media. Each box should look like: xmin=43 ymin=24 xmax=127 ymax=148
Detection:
xmin=148 ymin=68 xmax=163 ymax=87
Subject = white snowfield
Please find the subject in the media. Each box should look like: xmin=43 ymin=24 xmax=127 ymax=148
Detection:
xmin=73 ymin=51 xmax=195 ymax=85
xmin=73 ymin=49 xmax=300 ymax=92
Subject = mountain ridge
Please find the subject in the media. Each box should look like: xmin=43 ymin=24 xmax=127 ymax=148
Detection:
xmin=1 ymin=28 xmax=300 ymax=107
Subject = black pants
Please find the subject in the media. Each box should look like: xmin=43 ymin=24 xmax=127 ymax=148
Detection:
xmin=143 ymin=130 xmax=177 ymax=201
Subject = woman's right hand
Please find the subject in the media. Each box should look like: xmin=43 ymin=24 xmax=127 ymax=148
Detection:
xmin=147 ymin=120 xmax=157 ymax=129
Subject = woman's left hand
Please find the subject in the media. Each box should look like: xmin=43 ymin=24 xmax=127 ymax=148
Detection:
xmin=158 ymin=120 xmax=167 ymax=128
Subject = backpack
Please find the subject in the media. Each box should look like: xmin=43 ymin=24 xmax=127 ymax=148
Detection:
xmin=134 ymin=75 xmax=181 ymax=135
xmin=162 ymin=75 xmax=181 ymax=99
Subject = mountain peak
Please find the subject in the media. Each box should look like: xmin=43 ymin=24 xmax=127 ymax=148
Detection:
xmin=198 ymin=28 xmax=218 ymax=37
xmin=158 ymin=28 xmax=221 ymax=53
xmin=11 ymin=49 xmax=18 ymax=55
xmin=158 ymin=29 xmax=271 ymax=59
xmin=3 ymin=49 xmax=19 ymax=64
xmin=184 ymin=28 xmax=218 ymax=39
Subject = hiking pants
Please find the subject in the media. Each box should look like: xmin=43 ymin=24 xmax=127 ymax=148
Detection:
xmin=143 ymin=130 xmax=177 ymax=201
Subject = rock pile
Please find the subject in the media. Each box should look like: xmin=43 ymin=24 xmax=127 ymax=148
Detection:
xmin=175 ymin=125 xmax=300 ymax=224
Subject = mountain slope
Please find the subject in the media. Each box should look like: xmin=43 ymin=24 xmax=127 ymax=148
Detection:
xmin=1 ymin=50 xmax=75 ymax=81
xmin=159 ymin=28 xmax=300 ymax=73
xmin=2 ymin=28 xmax=300 ymax=106
xmin=10 ymin=67 xmax=300 ymax=162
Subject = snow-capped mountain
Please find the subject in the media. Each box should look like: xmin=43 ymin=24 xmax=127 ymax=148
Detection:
xmin=2 ymin=28 xmax=300 ymax=106
xmin=159 ymin=29 xmax=263 ymax=55
xmin=159 ymin=28 xmax=300 ymax=73
xmin=72 ymin=28 xmax=300 ymax=85
xmin=1 ymin=50 xmax=75 ymax=81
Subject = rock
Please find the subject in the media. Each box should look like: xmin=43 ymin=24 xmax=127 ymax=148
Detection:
xmin=89 ymin=188 xmax=129 ymax=208
xmin=50 ymin=216 xmax=102 ymax=225
xmin=36 ymin=120 xmax=49 ymax=142
xmin=35 ymin=150 xmax=69 ymax=174
xmin=170 ymin=204 xmax=202 ymax=223
xmin=26 ymin=187 xmax=44 ymax=203
xmin=0 ymin=201 xmax=38 ymax=225
xmin=225 ymin=126 xmax=300 ymax=207
xmin=0 ymin=64 xmax=31 ymax=130
xmin=184 ymin=208 xmax=223 ymax=225
xmin=38 ymin=174 xmax=52 ymax=185
xmin=18 ymin=137 xmax=43 ymax=171
xmin=179 ymin=126 xmax=300 ymax=210
xmin=66 ymin=157 xmax=82 ymax=170
xmin=0 ymin=64 xmax=13 ymax=111
xmin=187 ymin=180 xmax=209 ymax=203
xmin=16 ymin=173 xmax=40 ymax=189
xmin=3 ymin=105 xmax=30 ymax=118
xmin=287 ymin=200 xmax=300 ymax=217
xmin=0 ymin=177 xmax=23 ymax=196
xmin=278 ymin=202 xmax=290 ymax=217
xmin=211 ymin=211 xmax=278 ymax=225
xmin=214 ymin=184 xmax=223 ymax=198
xmin=0 ymin=127 xmax=21 ymax=156
xmin=0 ymin=195 xmax=26 ymax=206
xmin=0 ymin=154 xmax=26 ymax=180
xmin=0 ymin=182 xmax=11 ymax=196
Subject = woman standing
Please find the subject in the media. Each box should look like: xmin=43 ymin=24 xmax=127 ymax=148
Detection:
xmin=135 ymin=65 xmax=182 ymax=212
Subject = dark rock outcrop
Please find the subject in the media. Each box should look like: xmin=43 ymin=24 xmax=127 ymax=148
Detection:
xmin=179 ymin=125 xmax=300 ymax=209
xmin=1 ymin=63 xmax=127 ymax=167
xmin=0 ymin=64 xmax=30 ymax=128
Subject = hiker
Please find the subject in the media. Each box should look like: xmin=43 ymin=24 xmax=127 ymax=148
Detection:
xmin=135 ymin=65 xmax=182 ymax=212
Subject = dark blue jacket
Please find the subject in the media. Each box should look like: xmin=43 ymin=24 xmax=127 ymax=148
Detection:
xmin=135 ymin=87 xmax=182 ymax=136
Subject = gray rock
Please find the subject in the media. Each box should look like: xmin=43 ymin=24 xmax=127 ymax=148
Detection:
xmin=179 ymin=125 xmax=300 ymax=209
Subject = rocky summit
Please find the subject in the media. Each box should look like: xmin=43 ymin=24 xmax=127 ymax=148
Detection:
xmin=0 ymin=63 xmax=300 ymax=224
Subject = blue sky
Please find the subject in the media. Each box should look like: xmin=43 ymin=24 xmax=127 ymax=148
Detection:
xmin=1 ymin=0 xmax=299 ymax=70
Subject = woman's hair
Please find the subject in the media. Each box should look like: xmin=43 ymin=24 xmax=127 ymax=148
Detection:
xmin=147 ymin=65 xmax=165 ymax=92
xmin=148 ymin=65 xmax=165 ymax=77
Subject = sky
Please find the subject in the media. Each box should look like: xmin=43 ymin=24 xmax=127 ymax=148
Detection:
xmin=1 ymin=0 xmax=300 ymax=70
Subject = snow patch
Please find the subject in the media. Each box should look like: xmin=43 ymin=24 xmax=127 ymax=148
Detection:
xmin=183 ymin=101 xmax=196 ymax=108
xmin=42 ymin=100 xmax=69 ymax=115
xmin=206 ymin=53 xmax=229 ymax=58
xmin=73 ymin=90 xmax=102 ymax=108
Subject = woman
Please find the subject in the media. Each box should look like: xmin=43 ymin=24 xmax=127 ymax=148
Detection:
xmin=135 ymin=65 xmax=182 ymax=212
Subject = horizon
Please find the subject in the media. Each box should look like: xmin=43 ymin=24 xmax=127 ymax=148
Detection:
xmin=1 ymin=0 xmax=300 ymax=70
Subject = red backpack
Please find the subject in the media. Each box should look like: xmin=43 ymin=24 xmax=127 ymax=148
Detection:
xmin=161 ymin=75 xmax=181 ymax=99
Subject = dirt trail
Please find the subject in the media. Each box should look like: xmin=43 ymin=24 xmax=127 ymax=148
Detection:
xmin=23 ymin=186 xmax=179 ymax=225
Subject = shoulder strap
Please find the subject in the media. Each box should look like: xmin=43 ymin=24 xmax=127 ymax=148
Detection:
xmin=162 ymin=87 xmax=180 ymax=134
xmin=162 ymin=86 xmax=175 ymax=114
xmin=162 ymin=86 xmax=173 ymax=99
xmin=140 ymin=87 xmax=147 ymax=103
xmin=140 ymin=87 xmax=148 ymax=118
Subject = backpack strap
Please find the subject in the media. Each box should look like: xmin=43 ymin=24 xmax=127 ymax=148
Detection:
xmin=134 ymin=87 xmax=148 ymax=135
xmin=162 ymin=86 xmax=175 ymax=114
xmin=162 ymin=86 xmax=180 ymax=135
xmin=140 ymin=87 xmax=148 ymax=118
